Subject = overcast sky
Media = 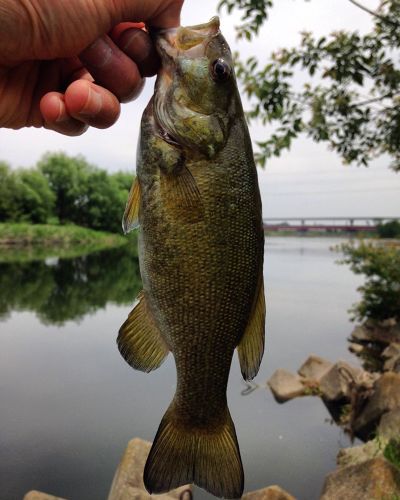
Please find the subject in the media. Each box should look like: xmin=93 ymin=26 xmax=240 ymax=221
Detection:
xmin=0 ymin=0 xmax=399 ymax=218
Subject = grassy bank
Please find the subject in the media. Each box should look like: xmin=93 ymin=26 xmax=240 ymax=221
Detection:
xmin=0 ymin=223 xmax=128 ymax=259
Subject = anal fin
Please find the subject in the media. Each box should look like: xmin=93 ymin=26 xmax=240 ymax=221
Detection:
xmin=237 ymin=277 xmax=266 ymax=381
xmin=118 ymin=291 xmax=169 ymax=372
xmin=122 ymin=178 xmax=141 ymax=234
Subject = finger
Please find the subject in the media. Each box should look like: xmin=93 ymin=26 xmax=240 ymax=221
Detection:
xmin=118 ymin=0 xmax=184 ymax=29
xmin=79 ymin=35 xmax=144 ymax=103
xmin=60 ymin=57 xmax=94 ymax=87
xmin=111 ymin=26 xmax=160 ymax=77
xmin=40 ymin=92 xmax=89 ymax=136
xmin=64 ymin=79 xmax=121 ymax=129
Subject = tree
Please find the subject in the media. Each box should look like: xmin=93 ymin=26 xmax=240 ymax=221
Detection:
xmin=0 ymin=162 xmax=54 ymax=223
xmin=377 ymin=220 xmax=400 ymax=238
xmin=339 ymin=241 xmax=400 ymax=322
xmin=0 ymin=162 xmax=18 ymax=221
xmin=38 ymin=152 xmax=93 ymax=223
xmin=37 ymin=152 xmax=132 ymax=232
xmin=218 ymin=0 xmax=400 ymax=169
xmin=14 ymin=169 xmax=55 ymax=223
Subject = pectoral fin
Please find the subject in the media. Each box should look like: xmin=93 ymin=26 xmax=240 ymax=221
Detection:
xmin=237 ymin=278 xmax=266 ymax=381
xmin=122 ymin=178 xmax=141 ymax=234
xmin=118 ymin=291 xmax=169 ymax=372
xmin=161 ymin=166 xmax=204 ymax=223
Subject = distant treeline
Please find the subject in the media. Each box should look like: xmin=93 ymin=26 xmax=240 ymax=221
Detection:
xmin=376 ymin=220 xmax=400 ymax=239
xmin=0 ymin=152 xmax=134 ymax=233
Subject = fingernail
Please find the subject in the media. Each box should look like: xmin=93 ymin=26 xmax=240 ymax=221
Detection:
xmin=80 ymin=36 xmax=113 ymax=69
xmin=49 ymin=96 xmax=67 ymax=123
xmin=78 ymin=87 xmax=102 ymax=117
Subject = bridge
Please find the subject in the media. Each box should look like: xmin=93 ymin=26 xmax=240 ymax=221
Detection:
xmin=263 ymin=217 xmax=399 ymax=233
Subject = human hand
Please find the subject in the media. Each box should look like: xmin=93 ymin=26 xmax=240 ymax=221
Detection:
xmin=0 ymin=0 xmax=183 ymax=135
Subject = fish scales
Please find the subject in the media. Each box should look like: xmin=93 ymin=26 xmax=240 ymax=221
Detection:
xmin=118 ymin=16 xmax=265 ymax=499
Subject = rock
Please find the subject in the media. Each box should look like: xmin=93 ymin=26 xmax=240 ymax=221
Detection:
xmin=350 ymin=322 xmax=400 ymax=345
xmin=24 ymin=492 xmax=67 ymax=500
xmin=336 ymin=439 xmax=382 ymax=467
xmin=108 ymin=438 xmax=191 ymax=500
xmin=267 ymin=369 xmax=306 ymax=402
xmin=382 ymin=343 xmax=400 ymax=371
xmin=350 ymin=325 xmax=373 ymax=343
xmin=354 ymin=372 xmax=400 ymax=436
xmin=242 ymin=485 xmax=296 ymax=500
xmin=382 ymin=342 xmax=400 ymax=359
xmin=320 ymin=457 xmax=400 ymax=499
xmin=319 ymin=361 xmax=364 ymax=401
xmin=348 ymin=343 xmax=365 ymax=355
xmin=297 ymin=355 xmax=333 ymax=382
xmin=381 ymin=318 xmax=397 ymax=328
xmin=378 ymin=408 xmax=400 ymax=441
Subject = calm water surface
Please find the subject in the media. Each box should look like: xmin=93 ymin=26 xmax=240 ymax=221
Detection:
xmin=0 ymin=237 xmax=363 ymax=500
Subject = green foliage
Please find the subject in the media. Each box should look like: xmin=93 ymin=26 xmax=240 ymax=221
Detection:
xmin=219 ymin=0 xmax=400 ymax=170
xmin=38 ymin=152 xmax=133 ymax=232
xmin=377 ymin=220 xmax=400 ymax=238
xmin=383 ymin=438 xmax=400 ymax=469
xmin=339 ymin=241 xmax=400 ymax=322
xmin=0 ymin=223 xmax=126 ymax=248
xmin=1 ymin=152 xmax=134 ymax=233
xmin=38 ymin=152 xmax=93 ymax=223
xmin=0 ymin=162 xmax=55 ymax=223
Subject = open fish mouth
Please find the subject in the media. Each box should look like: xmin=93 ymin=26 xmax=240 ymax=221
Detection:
xmin=154 ymin=17 xmax=221 ymax=58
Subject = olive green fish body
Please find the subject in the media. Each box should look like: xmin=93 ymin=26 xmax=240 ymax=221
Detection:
xmin=119 ymin=17 xmax=265 ymax=498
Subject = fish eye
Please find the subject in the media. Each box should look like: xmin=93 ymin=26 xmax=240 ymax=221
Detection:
xmin=211 ymin=58 xmax=231 ymax=82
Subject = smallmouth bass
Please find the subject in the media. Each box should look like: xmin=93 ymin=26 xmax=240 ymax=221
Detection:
xmin=119 ymin=17 xmax=265 ymax=499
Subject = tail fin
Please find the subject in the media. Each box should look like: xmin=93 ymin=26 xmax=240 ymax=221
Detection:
xmin=144 ymin=404 xmax=244 ymax=499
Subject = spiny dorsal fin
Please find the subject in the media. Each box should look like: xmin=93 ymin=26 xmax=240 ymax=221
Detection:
xmin=122 ymin=178 xmax=141 ymax=234
xmin=237 ymin=277 xmax=266 ymax=381
xmin=117 ymin=291 xmax=169 ymax=372
xmin=161 ymin=166 xmax=204 ymax=223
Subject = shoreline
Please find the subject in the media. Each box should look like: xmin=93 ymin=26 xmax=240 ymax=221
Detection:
xmin=0 ymin=223 xmax=127 ymax=247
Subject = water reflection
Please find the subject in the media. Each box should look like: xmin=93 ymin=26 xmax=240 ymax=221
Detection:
xmin=0 ymin=243 xmax=141 ymax=325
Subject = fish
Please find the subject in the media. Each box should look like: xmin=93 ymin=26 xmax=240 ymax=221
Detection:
xmin=118 ymin=16 xmax=265 ymax=499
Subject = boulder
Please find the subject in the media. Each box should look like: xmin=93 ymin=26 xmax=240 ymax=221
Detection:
xmin=336 ymin=439 xmax=382 ymax=467
xmin=382 ymin=343 xmax=400 ymax=360
xmin=242 ymin=485 xmax=296 ymax=500
xmin=348 ymin=343 xmax=365 ymax=355
xmin=319 ymin=361 xmax=364 ymax=401
xmin=24 ymin=493 xmax=67 ymax=500
xmin=108 ymin=438 xmax=191 ymax=500
xmin=297 ymin=355 xmax=333 ymax=382
xmin=267 ymin=369 xmax=306 ymax=402
xmin=350 ymin=322 xmax=400 ymax=345
xmin=382 ymin=343 xmax=400 ymax=371
xmin=320 ymin=457 xmax=400 ymax=500
xmin=378 ymin=408 xmax=400 ymax=441
xmin=350 ymin=325 xmax=373 ymax=343
xmin=354 ymin=372 xmax=400 ymax=436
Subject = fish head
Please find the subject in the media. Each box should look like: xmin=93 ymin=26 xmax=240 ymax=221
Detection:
xmin=152 ymin=17 xmax=238 ymax=158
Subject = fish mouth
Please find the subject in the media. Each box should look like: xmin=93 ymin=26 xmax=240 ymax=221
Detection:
xmin=151 ymin=17 xmax=222 ymax=150
xmin=154 ymin=16 xmax=220 ymax=59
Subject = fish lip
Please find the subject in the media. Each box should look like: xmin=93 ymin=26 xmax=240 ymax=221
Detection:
xmin=152 ymin=16 xmax=221 ymax=59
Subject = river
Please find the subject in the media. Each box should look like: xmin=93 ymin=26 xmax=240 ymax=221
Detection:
xmin=0 ymin=237 xmax=363 ymax=500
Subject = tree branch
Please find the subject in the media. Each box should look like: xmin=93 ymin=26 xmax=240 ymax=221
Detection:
xmin=351 ymin=93 xmax=395 ymax=107
xmin=347 ymin=0 xmax=400 ymax=28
